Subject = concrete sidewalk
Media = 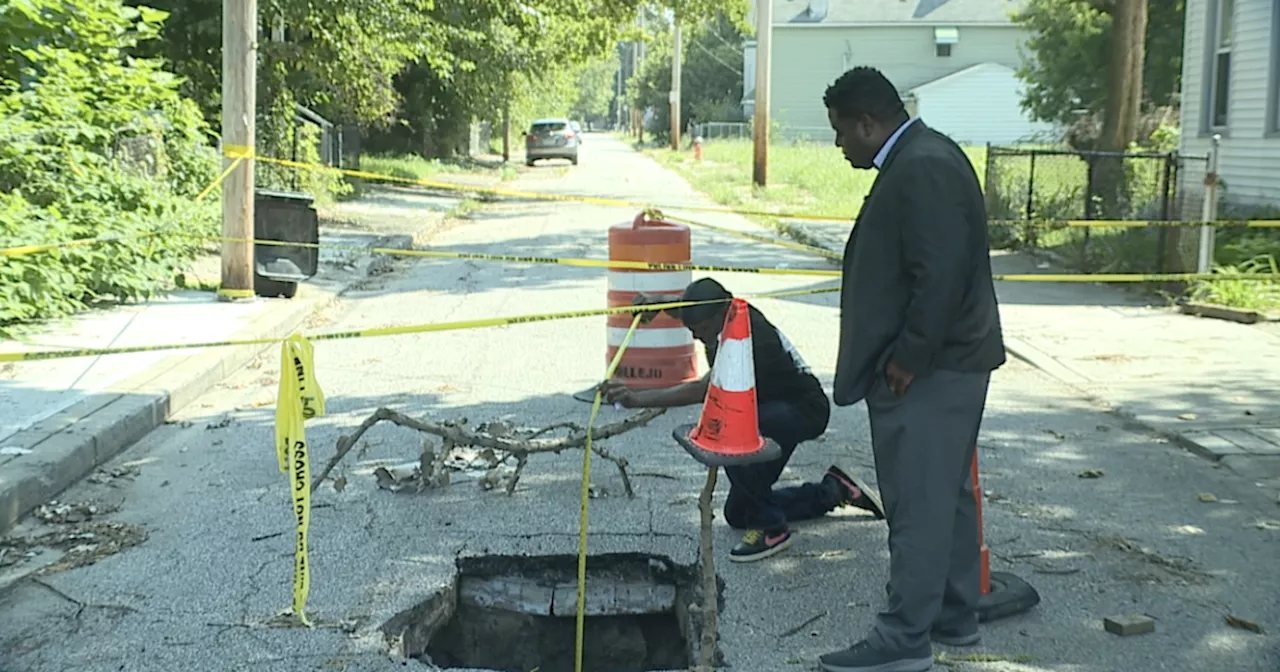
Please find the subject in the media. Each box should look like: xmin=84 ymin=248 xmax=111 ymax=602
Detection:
xmin=0 ymin=187 xmax=467 ymax=536
xmin=785 ymin=217 xmax=1280 ymax=496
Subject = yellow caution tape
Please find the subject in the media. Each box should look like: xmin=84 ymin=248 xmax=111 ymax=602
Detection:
xmin=0 ymin=286 xmax=838 ymax=363
xmin=196 ymin=149 xmax=253 ymax=202
xmin=202 ymin=235 xmax=840 ymax=278
xmin=217 ymin=287 xmax=257 ymax=300
xmin=208 ymin=236 xmax=1278 ymax=285
xmin=991 ymin=273 xmax=1279 ymax=283
xmin=0 ymin=149 xmax=242 ymax=258
xmin=238 ymin=149 xmax=1280 ymax=230
xmin=274 ymin=333 xmax=326 ymax=627
xmin=575 ymin=314 xmax=642 ymax=672
xmin=662 ymin=213 xmax=843 ymax=261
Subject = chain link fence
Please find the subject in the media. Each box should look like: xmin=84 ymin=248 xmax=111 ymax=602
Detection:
xmin=692 ymin=121 xmax=750 ymax=141
xmin=984 ymin=146 xmax=1210 ymax=273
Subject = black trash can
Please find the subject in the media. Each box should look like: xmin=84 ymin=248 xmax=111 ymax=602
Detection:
xmin=253 ymin=189 xmax=320 ymax=299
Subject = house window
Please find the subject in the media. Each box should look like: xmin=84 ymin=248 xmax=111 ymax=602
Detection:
xmin=1208 ymin=0 xmax=1234 ymax=129
xmin=934 ymin=27 xmax=958 ymax=58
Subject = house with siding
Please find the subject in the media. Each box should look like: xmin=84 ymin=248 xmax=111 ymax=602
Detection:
xmin=742 ymin=0 xmax=1057 ymax=145
xmin=1179 ymin=0 xmax=1280 ymax=209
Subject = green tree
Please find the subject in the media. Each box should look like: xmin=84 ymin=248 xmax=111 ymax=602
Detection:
xmin=572 ymin=54 xmax=620 ymax=125
xmin=628 ymin=12 xmax=745 ymax=141
xmin=0 ymin=0 xmax=219 ymax=328
xmin=1014 ymin=0 xmax=1183 ymax=128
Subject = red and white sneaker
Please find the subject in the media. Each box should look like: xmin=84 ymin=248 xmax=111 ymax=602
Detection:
xmin=825 ymin=465 xmax=886 ymax=520
xmin=729 ymin=528 xmax=793 ymax=562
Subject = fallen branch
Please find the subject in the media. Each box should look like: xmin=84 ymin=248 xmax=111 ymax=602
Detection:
xmin=313 ymin=406 xmax=666 ymax=496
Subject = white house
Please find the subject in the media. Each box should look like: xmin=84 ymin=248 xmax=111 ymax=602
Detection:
xmin=1179 ymin=0 xmax=1280 ymax=208
xmin=743 ymin=0 xmax=1057 ymax=145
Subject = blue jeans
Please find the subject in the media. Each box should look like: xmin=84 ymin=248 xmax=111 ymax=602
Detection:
xmin=722 ymin=399 xmax=834 ymax=533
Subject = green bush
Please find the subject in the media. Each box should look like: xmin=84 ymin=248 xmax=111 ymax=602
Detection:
xmin=0 ymin=0 xmax=220 ymax=334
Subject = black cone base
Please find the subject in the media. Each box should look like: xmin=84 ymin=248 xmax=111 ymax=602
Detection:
xmin=672 ymin=423 xmax=782 ymax=467
xmin=571 ymin=386 xmax=600 ymax=404
xmin=977 ymin=571 xmax=1041 ymax=623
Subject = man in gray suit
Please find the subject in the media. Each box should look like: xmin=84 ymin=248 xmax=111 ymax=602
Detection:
xmin=816 ymin=67 xmax=1007 ymax=672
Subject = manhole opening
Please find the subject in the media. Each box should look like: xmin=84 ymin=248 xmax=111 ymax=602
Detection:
xmin=411 ymin=553 xmax=718 ymax=672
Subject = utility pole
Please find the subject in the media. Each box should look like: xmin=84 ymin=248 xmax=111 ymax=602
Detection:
xmin=220 ymin=0 xmax=257 ymax=300
xmin=502 ymin=102 xmax=510 ymax=163
xmin=635 ymin=11 xmax=646 ymax=138
xmin=752 ymin=0 xmax=772 ymax=186
xmin=670 ymin=22 xmax=682 ymax=150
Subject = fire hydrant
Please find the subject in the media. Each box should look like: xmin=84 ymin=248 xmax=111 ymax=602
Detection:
xmin=694 ymin=136 xmax=704 ymax=161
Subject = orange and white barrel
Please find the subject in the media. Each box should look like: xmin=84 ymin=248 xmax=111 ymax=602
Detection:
xmin=606 ymin=213 xmax=698 ymax=390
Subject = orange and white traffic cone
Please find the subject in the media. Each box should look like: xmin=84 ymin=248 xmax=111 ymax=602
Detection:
xmin=673 ymin=298 xmax=781 ymax=467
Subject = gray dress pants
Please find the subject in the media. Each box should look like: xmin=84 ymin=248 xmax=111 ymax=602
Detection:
xmin=864 ymin=368 xmax=991 ymax=653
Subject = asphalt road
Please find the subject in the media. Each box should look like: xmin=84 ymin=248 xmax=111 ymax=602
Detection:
xmin=1 ymin=134 xmax=1278 ymax=672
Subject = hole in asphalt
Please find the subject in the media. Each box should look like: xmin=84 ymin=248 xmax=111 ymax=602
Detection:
xmin=407 ymin=553 xmax=719 ymax=672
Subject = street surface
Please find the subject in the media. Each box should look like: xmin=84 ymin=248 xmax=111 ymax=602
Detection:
xmin=1 ymin=135 xmax=1278 ymax=672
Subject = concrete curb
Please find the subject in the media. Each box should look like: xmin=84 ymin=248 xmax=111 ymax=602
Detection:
xmin=0 ymin=234 xmax=412 ymax=536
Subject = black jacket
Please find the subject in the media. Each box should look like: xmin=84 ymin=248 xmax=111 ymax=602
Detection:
xmin=833 ymin=120 xmax=1006 ymax=406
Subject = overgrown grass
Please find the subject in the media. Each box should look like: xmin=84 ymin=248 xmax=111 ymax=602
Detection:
xmin=650 ymin=139 xmax=971 ymax=219
xmin=1188 ymin=255 xmax=1280 ymax=311
xmin=341 ymin=153 xmax=516 ymax=201
xmin=363 ymin=154 xmax=486 ymax=180
xmin=652 ymin=139 xmax=1280 ymax=312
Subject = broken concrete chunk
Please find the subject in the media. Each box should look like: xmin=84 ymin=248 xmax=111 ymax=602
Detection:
xmin=1104 ymin=614 xmax=1155 ymax=637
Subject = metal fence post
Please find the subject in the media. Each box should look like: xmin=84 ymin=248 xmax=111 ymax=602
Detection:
xmin=1157 ymin=152 xmax=1174 ymax=273
xmin=1082 ymin=156 xmax=1096 ymax=271
xmin=1025 ymin=150 xmax=1037 ymax=247
xmin=1197 ymin=135 xmax=1221 ymax=273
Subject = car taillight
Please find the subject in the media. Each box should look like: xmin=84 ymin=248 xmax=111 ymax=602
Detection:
xmin=527 ymin=134 xmax=536 ymax=141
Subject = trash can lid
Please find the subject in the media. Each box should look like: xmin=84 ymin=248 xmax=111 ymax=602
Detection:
xmin=254 ymin=188 xmax=316 ymax=203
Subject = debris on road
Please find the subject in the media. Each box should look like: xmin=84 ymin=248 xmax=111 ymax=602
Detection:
xmin=317 ymin=406 xmax=665 ymax=497
xmin=1103 ymin=614 xmax=1156 ymax=636
xmin=1079 ymin=469 xmax=1105 ymax=479
xmin=86 ymin=465 xmax=140 ymax=486
xmin=1224 ymin=615 xmax=1265 ymax=634
xmin=1198 ymin=492 xmax=1219 ymax=503
xmin=33 ymin=500 xmax=118 ymax=524
xmin=1 ymin=520 xmax=146 ymax=574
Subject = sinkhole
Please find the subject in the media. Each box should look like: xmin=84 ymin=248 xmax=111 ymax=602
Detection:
xmin=397 ymin=553 xmax=722 ymax=672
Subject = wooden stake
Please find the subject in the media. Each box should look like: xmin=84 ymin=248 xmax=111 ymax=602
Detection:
xmin=696 ymin=466 xmax=719 ymax=671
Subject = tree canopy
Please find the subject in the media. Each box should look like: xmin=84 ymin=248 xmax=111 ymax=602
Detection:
xmin=1014 ymin=0 xmax=1184 ymax=128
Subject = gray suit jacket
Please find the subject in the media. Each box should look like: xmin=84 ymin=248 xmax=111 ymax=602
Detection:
xmin=833 ymin=121 xmax=1007 ymax=407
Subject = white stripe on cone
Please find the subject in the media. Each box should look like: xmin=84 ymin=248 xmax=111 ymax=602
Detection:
xmin=607 ymin=326 xmax=693 ymax=349
xmin=710 ymin=336 xmax=754 ymax=393
xmin=607 ymin=270 xmax=692 ymax=293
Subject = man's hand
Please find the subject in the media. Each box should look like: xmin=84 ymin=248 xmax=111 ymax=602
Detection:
xmin=599 ymin=380 xmax=641 ymax=407
xmin=885 ymin=360 xmax=915 ymax=397
xmin=632 ymin=293 xmax=665 ymax=324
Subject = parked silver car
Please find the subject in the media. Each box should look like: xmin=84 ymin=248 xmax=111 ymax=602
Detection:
xmin=525 ymin=118 xmax=579 ymax=166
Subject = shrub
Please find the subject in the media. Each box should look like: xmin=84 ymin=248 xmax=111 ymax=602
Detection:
xmin=0 ymin=0 xmax=220 ymax=334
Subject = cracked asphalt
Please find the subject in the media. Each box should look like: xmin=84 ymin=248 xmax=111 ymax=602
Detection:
xmin=1 ymin=135 xmax=1278 ymax=672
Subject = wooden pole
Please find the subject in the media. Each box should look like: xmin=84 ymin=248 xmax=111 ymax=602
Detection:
xmin=502 ymin=103 xmax=510 ymax=163
xmin=220 ymin=0 xmax=256 ymax=300
xmin=696 ymin=466 xmax=720 ymax=671
xmin=670 ymin=22 xmax=682 ymax=151
xmin=752 ymin=0 xmax=772 ymax=187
